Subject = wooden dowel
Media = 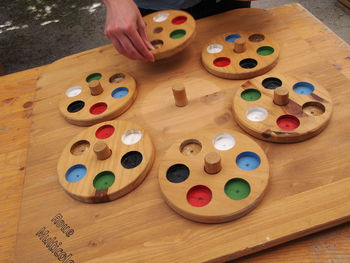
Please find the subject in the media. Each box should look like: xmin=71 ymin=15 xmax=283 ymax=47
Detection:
xmin=172 ymin=83 xmax=188 ymax=107
xmin=273 ymin=87 xmax=289 ymax=106
xmin=89 ymin=80 xmax=104 ymax=96
xmin=93 ymin=141 xmax=112 ymax=160
xmin=204 ymin=152 xmax=222 ymax=174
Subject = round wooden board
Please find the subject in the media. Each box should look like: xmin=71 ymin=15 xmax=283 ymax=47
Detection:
xmin=58 ymin=68 xmax=137 ymax=126
xmin=158 ymin=129 xmax=269 ymax=223
xmin=232 ymin=73 xmax=333 ymax=143
xmin=57 ymin=120 xmax=154 ymax=203
xmin=144 ymin=10 xmax=196 ymax=60
xmin=201 ymin=32 xmax=279 ymax=79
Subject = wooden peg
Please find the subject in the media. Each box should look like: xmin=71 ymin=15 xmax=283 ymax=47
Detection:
xmin=93 ymin=141 xmax=112 ymax=160
xmin=172 ymin=83 xmax=188 ymax=107
xmin=89 ymin=80 xmax=104 ymax=96
xmin=273 ymin=87 xmax=289 ymax=106
xmin=204 ymin=152 xmax=222 ymax=174
xmin=234 ymin=38 xmax=246 ymax=53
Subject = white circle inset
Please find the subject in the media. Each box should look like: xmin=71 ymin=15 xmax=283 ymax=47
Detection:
xmin=207 ymin=44 xmax=223 ymax=54
xmin=66 ymin=86 xmax=82 ymax=98
xmin=246 ymin=107 xmax=268 ymax=122
xmin=213 ymin=133 xmax=236 ymax=151
xmin=122 ymin=129 xmax=143 ymax=145
xmin=153 ymin=12 xmax=169 ymax=22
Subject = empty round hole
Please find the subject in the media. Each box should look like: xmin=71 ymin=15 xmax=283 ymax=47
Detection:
xmin=166 ymin=164 xmax=190 ymax=183
xmin=277 ymin=115 xmax=300 ymax=130
xmin=241 ymin=89 xmax=261 ymax=101
xmin=225 ymin=178 xmax=250 ymax=200
xmin=153 ymin=27 xmax=163 ymax=33
xmin=153 ymin=12 xmax=169 ymax=22
xmin=225 ymin=34 xmax=241 ymax=43
xmin=67 ymin=100 xmax=85 ymax=113
xmin=262 ymin=77 xmax=282 ymax=89
xmin=95 ymin=125 xmax=115 ymax=139
xmin=121 ymin=129 xmax=142 ymax=145
xmin=187 ymin=185 xmax=212 ymax=207
xmin=207 ymin=44 xmax=223 ymax=54
xmin=302 ymin=101 xmax=325 ymax=116
xmin=89 ymin=102 xmax=107 ymax=115
xmin=257 ymin=46 xmax=274 ymax=56
xmin=249 ymin=34 xmax=265 ymax=42
xmin=70 ymin=140 xmax=90 ymax=155
xmin=213 ymin=133 xmax=236 ymax=151
xmin=121 ymin=151 xmax=143 ymax=169
xmin=93 ymin=171 xmax=115 ymax=190
xmin=170 ymin=29 xmax=186 ymax=39
xmin=151 ymin=39 xmax=164 ymax=49
xmin=213 ymin=57 xmax=230 ymax=67
xmin=246 ymin=107 xmax=268 ymax=122
xmin=66 ymin=86 xmax=82 ymax=98
xmin=236 ymin=152 xmax=261 ymax=171
xmin=109 ymin=73 xmax=125 ymax=84
xmin=172 ymin=16 xmax=187 ymax=25
xmin=65 ymin=164 xmax=87 ymax=183
xmin=293 ymin=82 xmax=315 ymax=95
xmin=111 ymin=87 xmax=129 ymax=99
xmin=86 ymin=73 xmax=102 ymax=83
xmin=180 ymin=139 xmax=202 ymax=156
xmin=240 ymin=58 xmax=257 ymax=69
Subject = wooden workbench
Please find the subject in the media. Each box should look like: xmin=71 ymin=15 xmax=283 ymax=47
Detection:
xmin=1 ymin=4 xmax=349 ymax=262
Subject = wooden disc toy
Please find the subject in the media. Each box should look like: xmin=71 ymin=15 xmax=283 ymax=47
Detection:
xmin=158 ymin=129 xmax=269 ymax=223
xmin=144 ymin=10 xmax=196 ymax=60
xmin=201 ymin=32 xmax=279 ymax=79
xmin=57 ymin=120 xmax=155 ymax=203
xmin=232 ymin=74 xmax=333 ymax=143
xmin=58 ymin=67 xmax=137 ymax=126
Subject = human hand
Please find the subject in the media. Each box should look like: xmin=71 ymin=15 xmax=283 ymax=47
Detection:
xmin=103 ymin=0 xmax=155 ymax=62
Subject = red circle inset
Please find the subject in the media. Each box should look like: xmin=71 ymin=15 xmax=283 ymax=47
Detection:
xmin=187 ymin=185 xmax=212 ymax=207
xmin=90 ymin=102 xmax=107 ymax=115
xmin=213 ymin=57 xmax=230 ymax=67
xmin=95 ymin=125 xmax=115 ymax=139
xmin=172 ymin=16 xmax=187 ymax=25
xmin=277 ymin=115 xmax=300 ymax=130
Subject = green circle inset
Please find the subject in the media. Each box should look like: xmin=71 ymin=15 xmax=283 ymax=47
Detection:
xmin=93 ymin=171 xmax=115 ymax=190
xmin=170 ymin=29 xmax=186 ymax=39
xmin=224 ymin=178 xmax=250 ymax=200
xmin=241 ymin=89 xmax=261 ymax=101
xmin=86 ymin=73 xmax=102 ymax=83
xmin=257 ymin=46 xmax=274 ymax=56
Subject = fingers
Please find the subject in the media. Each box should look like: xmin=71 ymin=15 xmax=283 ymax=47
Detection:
xmin=137 ymin=17 xmax=155 ymax=52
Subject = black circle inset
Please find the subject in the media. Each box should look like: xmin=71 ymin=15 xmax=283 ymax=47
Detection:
xmin=166 ymin=164 xmax=190 ymax=183
xmin=239 ymin=58 xmax=257 ymax=69
xmin=121 ymin=151 xmax=143 ymax=169
xmin=67 ymin=100 xmax=85 ymax=113
xmin=262 ymin=77 xmax=283 ymax=89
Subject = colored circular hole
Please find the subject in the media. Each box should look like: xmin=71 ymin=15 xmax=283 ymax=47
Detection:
xmin=151 ymin=39 xmax=163 ymax=49
xmin=225 ymin=34 xmax=241 ymax=43
xmin=240 ymin=58 xmax=257 ymax=69
xmin=153 ymin=27 xmax=163 ymax=33
xmin=249 ymin=34 xmax=265 ymax=42
xmin=109 ymin=73 xmax=125 ymax=84
xmin=246 ymin=107 xmax=268 ymax=122
xmin=302 ymin=102 xmax=325 ymax=116
xmin=277 ymin=115 xmax=300 ymax=130
xmin=213 ymin=57 xmax=230 ymax=67
xmin=93 ymin=171 xmax=115 ymax=190
xmin=95 ymin=125 xmax=115 ymax=139
xmin=257 ymin=46 xmax=274 ymax=56
xmin=236 ymin=152 xmax=261 ymax=171
xmin=90 ymin=102 xmax=107 ymax=115
xmin=121 ymin=151 xmax=143 ymax=169
xmin=67 ymin=100 xmax=85 ymax=113
xmin=170 ymin=29 xmax=186 ymax=39
xmin=241 ymin=89 xmax=261 ymax=101
xmin=86 ymin=73 xmax=102 ymax=83
xmin=70 ymin=140 xmax=90 ymax=156
xmin=187 ymin=185 xmax=212 ymax=207
xmin=224 ymin=178 xmax=250 ymax=200
xmin=207 ymin=44 xmax=223 ymax=54
xmin=111 ymin=87 xmax=129 ymax=99
xmin=65 ymin=164 xmax=87 ymax=183
xmin=121 ymin=129 xmax=142 ymax=145
xmin=180 ymin=139 xmax=202 ymax=156
xmin=262 ymin=77 xmax=282 ymax=89
xmin=213 ymin=133 xmax=236 ymax=151
xmin=166 ymin=164 xmax=190 ymax=183
xmin=153 ymin=12 xmax=169 ymax=22
xmin=66 ymin=86 xmax=82 ymax=98
xmin=293 ymin=82 xmax=315 ymax=95
xmin=172 ymin=16 xmax=187 ymax=25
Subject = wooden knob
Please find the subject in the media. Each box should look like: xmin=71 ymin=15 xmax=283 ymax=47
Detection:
xmin=204 ymin=152 xmax=222 ymax=174
xmin=89 ymin=80 xmax=104 ymax=96
xmin=274 ymin=87 xmax=289 ymax=106
xmin=234 ymin=38 xmax=246 ymax=53
xmin=172 ymin=84 xmax=188 ymax=107
xmin=93 ymin=141 xmax=111 ymax=160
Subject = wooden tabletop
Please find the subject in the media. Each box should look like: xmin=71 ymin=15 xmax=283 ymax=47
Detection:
xmin=1 ymin=4 xmax=349 ymax=262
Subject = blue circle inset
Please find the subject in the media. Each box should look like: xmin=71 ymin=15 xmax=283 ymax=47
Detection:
xmin=236 ymin=152 xmax=261 ymax=171
xmin=111 ymin=87 xmax=129 ymax=99
xmin=65 ymin=164 xmax=87 ymax=183
xmin=225 ymin=34 xmax=241 ymax=43
xmin=293 ymin=82 xmax=314 ymax=95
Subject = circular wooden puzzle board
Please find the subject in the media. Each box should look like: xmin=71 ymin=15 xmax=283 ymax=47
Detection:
xmin=201 ymin=32 xmax=279 ymax=79
xmin=57 ymin=120 xmax=154 ymax=203
xmin=232 ymin=74 xmax=333 ymax=143
xmin=158 ymin=129 xmax=269 ymax=223
xmin=144 ymin=10 xmax=196 ymax=60
xmin=58 ymin=68 xmax=137 ymax=126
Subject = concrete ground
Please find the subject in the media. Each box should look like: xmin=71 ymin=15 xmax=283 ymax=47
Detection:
xmin=0 ymin=0 xmax=349 ymax=75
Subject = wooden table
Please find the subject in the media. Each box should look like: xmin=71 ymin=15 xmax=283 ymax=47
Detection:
xmin=1 ymin=4 xmax=349 ymax=262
